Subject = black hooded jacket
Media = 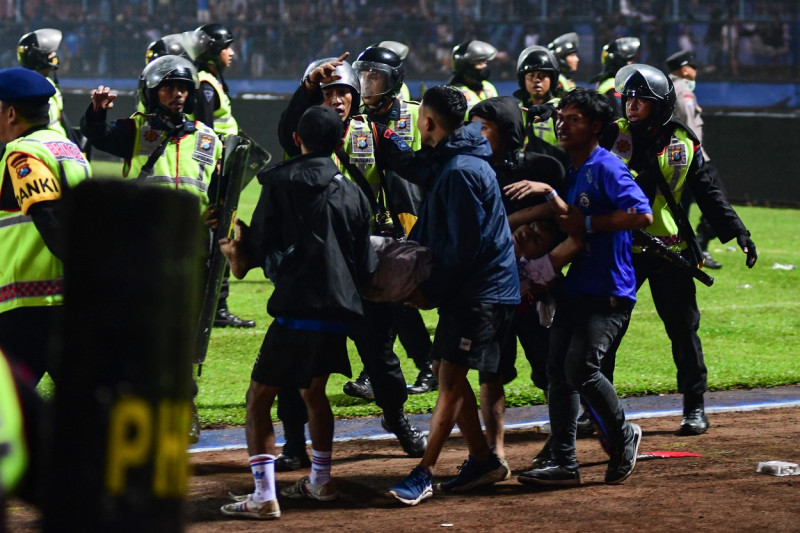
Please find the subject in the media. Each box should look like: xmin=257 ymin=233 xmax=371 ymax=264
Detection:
xmin=249 ymin=154 xmax=378 ymax=322
xmin=469 ymin=96 xmax=566 ymax=214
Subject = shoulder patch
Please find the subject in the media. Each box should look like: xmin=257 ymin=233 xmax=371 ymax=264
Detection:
xmin=8 ymin=152 xmax=61 ymax=214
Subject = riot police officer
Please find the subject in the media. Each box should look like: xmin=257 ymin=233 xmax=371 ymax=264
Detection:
xmin=448 ymin=40 xmax=499 ymax=110
xmin=376 ymin=40 xmax=412 ymax=101
xmin=548 ymin=32 xmax=580 ymax=93
xmin=17 ymin=29 xmax=68 ymax=138
xmin=592 ymin=37 xmax=640 ymax=118
xmin=601 ymin=64 xmax=757 ymax=436
xmin=189 ymin=23 xmax=255 ymax=328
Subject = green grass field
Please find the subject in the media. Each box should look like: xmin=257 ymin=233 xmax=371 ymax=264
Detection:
xmin=194 ymin=178 xmax=800 ymax=427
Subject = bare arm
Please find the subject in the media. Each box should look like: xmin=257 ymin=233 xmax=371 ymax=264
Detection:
xmin=218 ymin=218 xmax=255 ymax=279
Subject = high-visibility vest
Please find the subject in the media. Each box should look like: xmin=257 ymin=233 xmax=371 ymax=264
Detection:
xmin=0 ymin=129 xmax=90 ymax=314
xmin=0 ymin=353 xmax=28 ymax=496
xmin=558 ymin=73 xmax=577 ymax=92
xmin=453 ymin=80 xmax=499 ymax=111
xmin=124 ymin=113 xmax=222 ymax=212
xmin=198 ymin=71 xmax=238 ymax=137
xmin=46 ymin=78 xmax=67 ymax=137
xmin=609 ymin=119 xmax=695 ymax=250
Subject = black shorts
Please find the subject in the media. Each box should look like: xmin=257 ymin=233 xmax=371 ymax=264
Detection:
xmin=251 ymin=322 xmax=351 ymax=389
xmin=431 ymin=302 xmax=515 ymax=375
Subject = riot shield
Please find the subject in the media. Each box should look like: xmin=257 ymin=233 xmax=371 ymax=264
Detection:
xmin=238 ymin=129 xmax=272 ymax=188
xmin=195 ymin=134 xmax=251 ymax=370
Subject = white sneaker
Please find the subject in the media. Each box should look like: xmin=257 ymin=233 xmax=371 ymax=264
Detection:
xmin=280 ymin=476 xmax=339 ymax=501
xmin=220 ymin=494 xmax=280 ymax=520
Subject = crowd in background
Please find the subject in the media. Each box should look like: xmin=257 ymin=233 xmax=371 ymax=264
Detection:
xmin=0 ymin=0 xmax=796 ymax=81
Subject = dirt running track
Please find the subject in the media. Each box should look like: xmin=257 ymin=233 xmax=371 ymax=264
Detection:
xmin=7 ymin=407 xmax=800 ymax=532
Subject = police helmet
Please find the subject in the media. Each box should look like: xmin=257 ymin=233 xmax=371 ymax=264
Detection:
xmin=138 ymin=55 xmax=199 ymax=115
xmin=146 ymin=33 xmax=190 ymax=65
xmin=353 ymin=46 xmax=405 ymax=102
xmin=377 ymin=41 xmax=409 ymax=61
xmin=451 ymin=40 xmax=497 ymax=79
xmin=548 ymin=32 xmax=579 ymax=73
xmin=18 ymin=29 xmax=62 ymax=71
xmin=190 ymin=23 xmax=234 ymax=68
xmin=601 ymin=37 xmax=641 ymax=73
xmin=615 ymin=63 xmax=676 ymax=134
xmin=516 ymin=45 xmax=559 ymax=92
xmin=304 ymin=58 xmax=361 ymax=115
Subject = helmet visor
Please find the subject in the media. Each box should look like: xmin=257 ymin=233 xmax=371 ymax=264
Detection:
xmin=354 ymin=61 xmax=391 ymax=98
xmin=33 ymin=29 xmax=62 ymax=53
xmin=615 ymin=63 xmax=670 ymax=99
xmin=143 ymin=57 xmax=198 ymax=90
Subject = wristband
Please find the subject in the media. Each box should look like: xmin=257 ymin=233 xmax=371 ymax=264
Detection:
xmin=585 ymin=215 xmax=594 ymax=234
xmin=545 ymin=189 xmax=558 ymax=201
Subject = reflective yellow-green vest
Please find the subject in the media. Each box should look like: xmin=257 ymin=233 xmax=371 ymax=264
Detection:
xmin=452 ymin=80 xmax=499 ymax=112
xmin=123 ymin=113 xmax=221 ymax=212
xmin=334 ymin=116 xmax=382 ymax=198
xmin=558 ymin=73 xmax=577 ymax=92
xmin=398 ymin=83 xmax=411 ymax=102
xmin=46 ymin=78 xmax=67 ymax=137
xmin=609 ymin=119 xmax=695 ymax=251
xmin=0 ymin=129 xmax=91 ymax=314
xmin=198 ymin=71 xmax=238 ymax=137
xmin=522 ymin=96 xmax=561 ymax=149
xmin=0 ymin=353 xmax=28 ymax=496
xmin=386 ymin=99 xmax=421 ymax=150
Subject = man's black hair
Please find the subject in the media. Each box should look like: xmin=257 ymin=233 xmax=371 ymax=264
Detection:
xmin=297 ymin=105 xmax=344 ymax=155
xmin=0 ymin=97 xmax=50 ymax=125
xmin=557 ymin=87 xmax=614 ymax=135
xmin=421 ymin=85 xmax=466 ymax=132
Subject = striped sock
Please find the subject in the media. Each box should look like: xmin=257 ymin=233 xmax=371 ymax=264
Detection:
xmin=309 ymin=449 xmax=332 ymax=486
xmin=249 ymin=454 xmax=276 ymax=502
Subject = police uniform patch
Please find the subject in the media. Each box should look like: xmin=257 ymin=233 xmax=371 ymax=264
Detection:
xmin=8 ymin=153 xmax=61 ymax=214
xmin=393 ymin=113 xmax=413 ymax=142
xmin=349 ymin=128 xmax=375 ymax=165
xmin=611 ymin=130 xmax=633 ymax=160
xmin=667 ymin=140 xmax=687 ymax=167
xmin=192 ymin=132 xmax=217 ymax=166
xmin=616 ymin=139 xmax=631 ymax=153
xmin=138 ymin=125 xmax=164 ymax=155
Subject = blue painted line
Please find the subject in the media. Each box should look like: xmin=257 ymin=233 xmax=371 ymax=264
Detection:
xmin=189 ymin=385 xmax=800 ymax=454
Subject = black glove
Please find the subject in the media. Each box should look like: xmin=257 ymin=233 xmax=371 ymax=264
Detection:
xmin=526 ymin=103 xmax=556 ymax=124
xmin=737 ymin=232 xmax=757 ymax=268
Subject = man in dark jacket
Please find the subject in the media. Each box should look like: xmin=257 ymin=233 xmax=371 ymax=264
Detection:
xmin=468 ymin=96 xmax=565 ymax=462
xmin=219 ymin=106 xmax=377 ymax=519
xmin=387 ymin=86 xmax=520 ymax=506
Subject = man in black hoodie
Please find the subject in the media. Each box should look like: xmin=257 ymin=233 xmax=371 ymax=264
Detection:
xmin=219 ymin=106 xmax=377 ymax=519
xmin=468 ymin=96 xmax=565 ymax=462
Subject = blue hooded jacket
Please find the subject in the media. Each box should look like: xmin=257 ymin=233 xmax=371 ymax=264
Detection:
xmin=409 ymin=120 xmax=520 ymax=308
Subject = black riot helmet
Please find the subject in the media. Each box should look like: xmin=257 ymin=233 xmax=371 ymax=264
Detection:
xmin=18 ymin=29 xmax=62 ymax=71
xmin=138 ymin=55 xmax=199 ymax=115
xmin=548 ymin=32 xmax=579 ymax=73
xmin=190 ymin=23 xmax=234 ymax=69
xmin=376 ymin=41 xmax=409 ymax=61
xmin=601 ymin=37 xmax=641 ymax=74
xmin=146 ymin=33 xmax=190 ymax=65
xmin=516 ymin=45 xmax=559 ymax=92
xmin=451 ymin=40 xmax=497 ymax=82
xmin=353 ymin=46 xmax=405 ymax=108
xmin=615 ymin=63 xmax=676 ymax=135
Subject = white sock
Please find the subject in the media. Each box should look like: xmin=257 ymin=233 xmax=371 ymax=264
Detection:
xmin=309 ymin=449 xmax=332 ymax=486
xmin=249 ymin=454 xmax=276 ymax=502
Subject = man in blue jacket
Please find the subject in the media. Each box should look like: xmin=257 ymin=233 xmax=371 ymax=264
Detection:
xmin=387 ymin=85 xmax=520 ymax=506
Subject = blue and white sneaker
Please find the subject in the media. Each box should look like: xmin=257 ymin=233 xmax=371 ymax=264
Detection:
xmin=437 ymin=453 xmax=510 ymax=492
xmin=387 ymin=465 xmax=434 ymax=506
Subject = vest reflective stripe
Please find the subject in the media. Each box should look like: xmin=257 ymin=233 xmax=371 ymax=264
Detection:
xmin=0 ymin=214 xmax=32 ymax=229
xmin=596 ymin=77 xmax=615 ymax=95
xmin=47 ymin=79 xmax=67 ymax=137
xmin=454 ymin=81 xmax=499 ymax=111
xmin=0 ymin=279 xmax=64 ymax=304
xmin=610 ymin=119 xmax=694 ymax=250
xmin=125 ymin=114 xmax=220 ymax=211
xmin=520 ymin=98 xmax=562 ymax=150
xmin=139 ymin=175 xmax=209 ymax=193
xmin=0 ymin=354 xmax=28 ymax=495
xmin=198 ymin=71 xmax=238 ymax=136
xmin=558 ymin=74 xmax=577 ymax=92
xmin=0 ymin=129 xmax=89 ymax=314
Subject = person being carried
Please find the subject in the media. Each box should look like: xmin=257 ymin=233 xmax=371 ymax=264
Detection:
xmin=219 ymin=105 xmax=377 ymax=519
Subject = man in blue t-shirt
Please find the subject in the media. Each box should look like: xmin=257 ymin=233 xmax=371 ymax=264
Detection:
xmin=513 ymin=88 xmax=652 ymax=487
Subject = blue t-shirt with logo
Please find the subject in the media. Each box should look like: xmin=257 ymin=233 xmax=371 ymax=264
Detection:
xmin=563 ymin=146 xmax=651 ymax=302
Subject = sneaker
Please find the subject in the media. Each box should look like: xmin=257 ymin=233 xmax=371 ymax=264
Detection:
xmin=342 ymin=370 xmax=375 ymax=401
xmin=220 ymin=495 xmax=280 ymax=520
xmin=380 ymin=414 xmax=427 ymax=458
xmin=576 ymin=411 xmax=595 ymax=438
xmin=274 ymin=451 xmax=311 ymax=472
xmin=387 ymin=465 xmax=433 ymax=506
xmin=407 ymin=367 xmax=438 ymax=395
xmin=531 ymin=435 xmax=552 ymax=467
xmin=605 ymin=422 xmax=642 ymax=484
xmin=280 ymin=476 xmax=339 ymax=501
xmin=518 ymin=460 xmax=581 ymax=486
xmin=436 ymin=454 xmax=509 ymax=493
xmin=214 ymin=308 xmax=256 ymax=328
